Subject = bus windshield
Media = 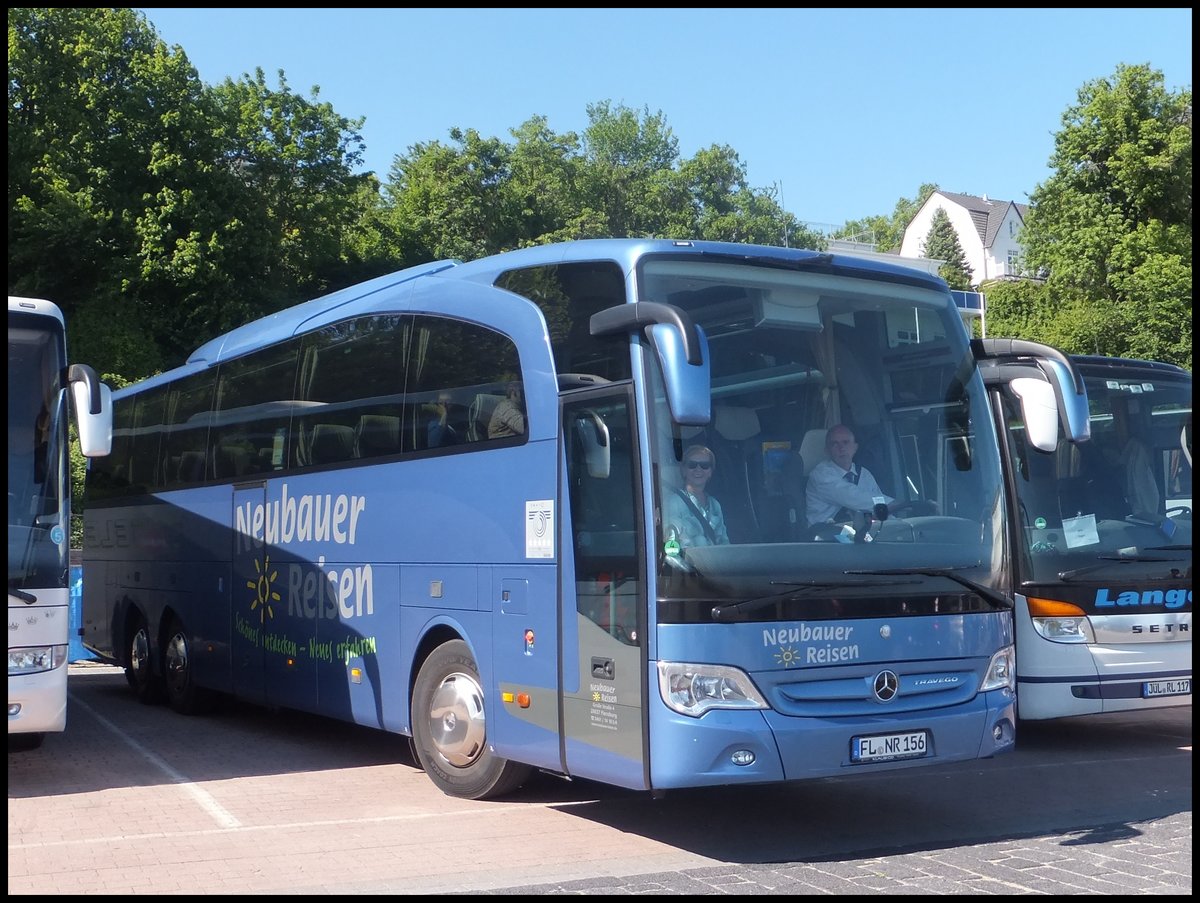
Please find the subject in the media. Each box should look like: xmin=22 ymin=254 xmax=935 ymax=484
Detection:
xmin=8 ymin=318 xmax=69 ymax=589
xmin=1001 ymin=363 xmax=1192 ymax=586
xmin=639 ymin=258 xmax=1005 ymax=616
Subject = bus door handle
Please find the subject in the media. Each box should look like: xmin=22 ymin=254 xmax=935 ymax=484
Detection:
xmin=591 ymin=656 xmax=614 ymax=680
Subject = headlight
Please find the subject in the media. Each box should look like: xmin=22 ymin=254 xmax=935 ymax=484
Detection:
xmin=8 ymin=645 xmax=68 ymax=676
xmin=657 ymin=661 xmax=768 ymax=717
xmin=1031 ymin=616 xmax=1095 ymax=643
xmin=979 ymin=644 xmax=1015 ymax=692
xmin=1027 ymin=596 xmax=1095 ymax=644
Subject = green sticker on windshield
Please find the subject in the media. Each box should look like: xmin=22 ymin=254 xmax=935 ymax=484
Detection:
xmin=1034 ymin=516 xmax=1047 ymax=529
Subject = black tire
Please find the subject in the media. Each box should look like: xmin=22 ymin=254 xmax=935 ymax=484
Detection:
xmin=126 ymin=616 xmax=165 ymax=704
xmin=411 ymin=639 xmax=530 ymax=800
xmin=162 ymin=617 xmax=215 ymax=715
xmin=8 ymin=732 xmax=45 ymax=752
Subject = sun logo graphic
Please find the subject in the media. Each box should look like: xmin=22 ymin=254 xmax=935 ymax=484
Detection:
xmin=773 ymin=645 xmax=801 ymax=667
xmin=247 ymin=556 xmax=281 ymax=623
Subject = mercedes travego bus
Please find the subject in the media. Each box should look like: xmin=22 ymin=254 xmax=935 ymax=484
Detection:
xmin=83 ymin=239 xmax=1079 ymax=799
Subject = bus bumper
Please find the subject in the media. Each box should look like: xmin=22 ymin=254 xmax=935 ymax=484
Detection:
xmin=7 ymin=660 xmax=68 ymax=735
xmin=648 ymin=689 xmax=1014 ymax=790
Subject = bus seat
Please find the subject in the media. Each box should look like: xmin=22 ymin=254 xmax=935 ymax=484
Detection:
xmin=310 ymin=423 xmax=356 ymax=465
xmin=355 ymin=414 xmax=401 ymax=459
xmin=709 ymin=405 xmax=762 ymax=542
xmin=468 ymin=394 xmax=502 ymax=442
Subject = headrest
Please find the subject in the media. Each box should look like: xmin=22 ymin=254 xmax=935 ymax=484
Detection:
xmin=713 ymin=406 xmax=760 ymax=441
xmin=799 ymin=428 xmax=828 ymax=475
xmin=356 ymin=415 xmax=400 ymax=455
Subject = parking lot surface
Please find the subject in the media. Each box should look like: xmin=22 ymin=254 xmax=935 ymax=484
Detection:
xmin=7 ymin=663 xmax=1192 ymax=895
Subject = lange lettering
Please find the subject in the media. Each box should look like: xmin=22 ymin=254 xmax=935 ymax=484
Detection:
xmin=1094 ymin=587 xmax=1192 ymax=610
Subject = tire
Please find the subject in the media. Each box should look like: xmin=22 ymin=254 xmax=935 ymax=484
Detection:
xmin=162 ymin=617 xmax=215 ymax=715
xmin=126 ymin=617 xmax=165 ymax=704
xmin=411 ymin=639 xmax=530 ymax=800
xmin=8 ymin=732 xmax=45 ymax=752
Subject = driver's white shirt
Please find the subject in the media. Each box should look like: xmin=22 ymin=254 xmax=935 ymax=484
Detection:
xmin=805 ymin=458 xmax=893 ymax=525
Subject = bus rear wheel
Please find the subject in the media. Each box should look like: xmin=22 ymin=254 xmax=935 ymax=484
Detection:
xmin=163 ymin=617 xmax=215 ymax=715
xmin=126 ymin=617 xmax=164 ymax=704
xmin=411 ymin=639 xmax=530 ymax=800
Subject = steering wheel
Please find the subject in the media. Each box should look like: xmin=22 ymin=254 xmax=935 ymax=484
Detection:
xmin=892 ymin=499 xmax=938 ymax=518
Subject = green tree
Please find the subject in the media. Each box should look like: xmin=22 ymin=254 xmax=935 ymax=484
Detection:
xmin=923 ymin=208 xmax=974 ymax=289
xmin=383 ymin=101 xmax=822 ymax=259
xmin=8 ymin=7 xmax=214 ymax=377
xmin=9 ymin=9 xmax=375 ymax=376
xmin=1022 ymin=63 xmax=1191 ymax=368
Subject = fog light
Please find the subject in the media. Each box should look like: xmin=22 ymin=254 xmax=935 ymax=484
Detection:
xmin=730 ymin=749 xmax=756 ymax=766
xmin=8 ymin=703 xmax=21 ymax=717
xmin=993 ymin=723 xmax=1003 ymax=741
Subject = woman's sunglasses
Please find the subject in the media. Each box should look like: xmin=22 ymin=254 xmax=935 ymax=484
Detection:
xmin=685 ymin=460 xmax=712 ymax=470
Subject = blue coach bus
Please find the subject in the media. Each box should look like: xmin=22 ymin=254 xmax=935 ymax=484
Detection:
xmin=83 ymin=239 xmax=1063 ymax=798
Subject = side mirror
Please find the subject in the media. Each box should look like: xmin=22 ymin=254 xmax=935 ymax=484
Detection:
xmin=69 ymin=365 xmax=113 ymax=457
xmin=1010 ymin=377 xmax=1059 ymax=453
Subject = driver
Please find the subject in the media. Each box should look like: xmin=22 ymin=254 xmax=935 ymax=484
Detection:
xmin=805 ymin=424 xmax=901 ymax=527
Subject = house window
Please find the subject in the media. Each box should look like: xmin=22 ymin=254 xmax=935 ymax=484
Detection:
xmin=1007 ymin=250 xmax=1020 ymax=275
xmin=1009 ymin=221 xmax=1016 ymax=237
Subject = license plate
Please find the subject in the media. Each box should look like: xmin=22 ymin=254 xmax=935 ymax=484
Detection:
xmin=851 ymin=730 xmax=929 ymax=763
xmin=1144 ymin=678 xmax=1190 ymax=698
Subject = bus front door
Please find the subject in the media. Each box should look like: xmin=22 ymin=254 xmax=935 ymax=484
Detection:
xmin=559 ymin=390 xmax=650 ymax=791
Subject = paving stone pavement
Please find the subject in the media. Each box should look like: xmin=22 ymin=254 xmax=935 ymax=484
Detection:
xmin=430 ymin=812 xmax=1194 ymax=895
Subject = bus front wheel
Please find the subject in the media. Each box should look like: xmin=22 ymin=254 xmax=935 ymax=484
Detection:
xmin=126 ymin=617 xmax=164 ymax=704
xmin=411 ymin=639 xmax=530 ymax=800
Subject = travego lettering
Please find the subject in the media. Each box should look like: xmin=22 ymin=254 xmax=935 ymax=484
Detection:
xmin=236 ymin=483 xmax=366 ymax=552
xmin=1094 ymin=587 xmax=1191 ymax=610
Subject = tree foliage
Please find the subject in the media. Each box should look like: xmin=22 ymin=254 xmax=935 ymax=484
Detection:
xmin=1021 ymin=63 xmax=1191 ymax=368
xmin=922 ymin=208 xmax=974 ymax=289
xmin=8 ymin=8 xmax=373 ymax=377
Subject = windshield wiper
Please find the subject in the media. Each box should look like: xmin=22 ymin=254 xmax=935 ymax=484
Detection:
xmin=8 ymin=585 xmax=37 ymax=604
xmin=1057 ymin=555 xmax=1187 ymax=582
xmin=1143 ymin=544 xmax=1192 ymax=552
xmin=711 ymin=578 xmax=919 ymax=621
xmin=844 ymin=565 xmax=1011 ymax=608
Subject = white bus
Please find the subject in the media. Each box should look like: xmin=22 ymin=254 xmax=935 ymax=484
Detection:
xmin=980 ymin=344 xmax=1191 ymax=720
xmin=9 ymin=296 xmax=112 ymax=749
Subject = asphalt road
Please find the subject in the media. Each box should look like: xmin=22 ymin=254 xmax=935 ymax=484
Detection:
xmin=7 ymin=663 xmax=1191 ymax=895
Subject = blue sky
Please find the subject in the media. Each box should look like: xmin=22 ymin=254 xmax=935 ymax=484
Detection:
xmin=137 ymin=8 xmax=1190 ymax=230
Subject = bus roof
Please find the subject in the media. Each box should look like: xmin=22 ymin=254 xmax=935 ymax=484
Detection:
xmin=155 ymin=239 xmax=948 ymax=382
xmin=1071 ymin=355 xmax=1190 ymax=379
xmin=9 ymin=295 xmax=65 ymax=327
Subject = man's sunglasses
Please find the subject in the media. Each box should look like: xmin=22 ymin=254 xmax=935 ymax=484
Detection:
xmin=685 ymin=460 xmax=712 ymax=470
